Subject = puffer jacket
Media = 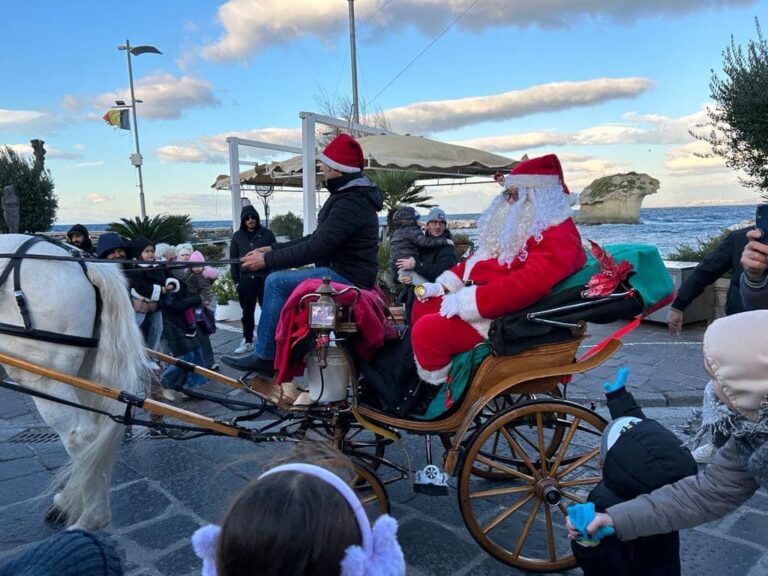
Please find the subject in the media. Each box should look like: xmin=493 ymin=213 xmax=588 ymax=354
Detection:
xmin=230 ymin=205 xmax=276 ymax=283
xmin=741 ymin=271 xmax=768 ymax=310
xmin=264 ymin=172 xmax=383 ymax=289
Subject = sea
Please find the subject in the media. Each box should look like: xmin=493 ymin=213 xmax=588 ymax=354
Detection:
xmin=51 ymin=205 xmax=757 ymax=260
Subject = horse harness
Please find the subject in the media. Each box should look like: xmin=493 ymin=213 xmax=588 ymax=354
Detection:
xmin=0 ymin=236 xmax=100 ymax=347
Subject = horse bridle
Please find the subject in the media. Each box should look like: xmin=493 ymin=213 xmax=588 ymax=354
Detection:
xmin=0 ymin=236 xmax=100 ymax=347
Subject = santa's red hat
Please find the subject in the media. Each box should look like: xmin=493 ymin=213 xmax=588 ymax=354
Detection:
xmin=318 ymin=133 xmax=365 ymax=173
xmin=503 ymin=154 xmax=569 ymax=193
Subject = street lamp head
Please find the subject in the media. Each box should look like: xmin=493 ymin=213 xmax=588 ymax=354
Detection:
xmin=115 ymin=100 xmax=126 ymax=106
xmin=130 ymin=45 xmax=162 ymax=56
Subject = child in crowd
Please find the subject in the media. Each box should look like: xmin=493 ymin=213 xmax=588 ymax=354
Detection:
xmin=389 ymin=206 xmax=453 ymax=286
xmin=125 ymin=235 xmax=178 ymax=350
xmin=192 ymin=449 xmax=405 ymax=576
xmin=568 ymin=367 xmax=697 ymax=575
xmin=185 ymin=250 xmax=220 ymax=369
xmin=570 ymin=311 xmax=768 ymax=572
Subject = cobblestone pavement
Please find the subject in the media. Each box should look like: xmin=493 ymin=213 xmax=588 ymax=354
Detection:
xmin=0 ymin=319 xmax=766 ymax=575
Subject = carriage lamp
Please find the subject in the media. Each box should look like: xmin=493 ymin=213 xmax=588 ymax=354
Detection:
xmin=308 ymin=277 xmax=338 ymax=331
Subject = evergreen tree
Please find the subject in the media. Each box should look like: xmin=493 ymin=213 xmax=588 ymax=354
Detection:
xmin=0 ymin=146 xmax=58 ymax=233
xmin=693 ymin=18 xmax=768 ymax=198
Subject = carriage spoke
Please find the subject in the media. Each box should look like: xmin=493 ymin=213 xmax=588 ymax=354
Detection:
xmin=549 ymin=416 xmax=580 ymax=472
xmin=512 ymin=497 xmax=541 ymax=557
xmin=561 ymin=490 xmax=587 ymax=504
xmin=544 ymin=505 xmax=557 ymax=562
xmin=535 ymin=412 xmax=548 ymax=476
xmin=482 ymin=493 xmax=534 ymax=535
xmin=500 ymin=427 xmax=539 ymax=477
xmin=559 ymin=476 xmax=602 ymax=488
xmin=470 ymin=484 xmax=533 ymax=500
xmin=555 ymin=447 xmax=600 ymax=479
xmin=474 ymin=454 xmax=534 ymax=482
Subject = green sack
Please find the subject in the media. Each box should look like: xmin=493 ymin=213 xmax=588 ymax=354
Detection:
xmin=555 ymin=243 xmax=674 ymax=313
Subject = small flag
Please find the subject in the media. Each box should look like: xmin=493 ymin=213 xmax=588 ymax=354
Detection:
xmin=102 ymin=109 xmax=130 ymax=130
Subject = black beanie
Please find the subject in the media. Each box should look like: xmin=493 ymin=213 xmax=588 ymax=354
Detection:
xmin=128 ymin=235 xmax=154 ymax=259
xmin=0 ymin=530 xmax=123 ymax=576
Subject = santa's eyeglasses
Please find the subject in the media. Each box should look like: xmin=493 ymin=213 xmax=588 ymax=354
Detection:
xmin=502 ymin=187 xmax=519 ymax=202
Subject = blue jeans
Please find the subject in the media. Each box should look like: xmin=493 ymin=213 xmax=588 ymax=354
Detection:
xmin=135 ymin=309 xmax=163 ymax=351
xmin=162 ymin=348 xmax=208 ymax=390
xmin=255 ymin=267 xmax=353 ymax=360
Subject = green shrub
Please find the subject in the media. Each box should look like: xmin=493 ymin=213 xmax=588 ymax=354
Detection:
xmin=195 ymin=242 xmax=224 ymax=261
xmin=270 ymin=212 xmax=303 ymax=240
xmin=212 ymin=270 xmax=239 ymax=305
xmin=668 ymin=228 xmax=730 ymax=262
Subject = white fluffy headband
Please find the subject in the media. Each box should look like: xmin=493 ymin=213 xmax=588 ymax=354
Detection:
xmin=191 ymin=463 xmax=405 ymax=576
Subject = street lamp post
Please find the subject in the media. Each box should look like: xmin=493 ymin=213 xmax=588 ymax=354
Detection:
xmin=117 ymin=39 xmax=161 ymax=220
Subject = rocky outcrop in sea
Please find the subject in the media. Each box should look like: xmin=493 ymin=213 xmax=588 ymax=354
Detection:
xmin=576 ymin=172 xmax=659 ymax=225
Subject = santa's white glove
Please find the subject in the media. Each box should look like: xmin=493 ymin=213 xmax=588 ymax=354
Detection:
xmin=416 ymin=282 xmax=445 ymax=301
xmin=440 ymin=293 xmax=460 ymax=318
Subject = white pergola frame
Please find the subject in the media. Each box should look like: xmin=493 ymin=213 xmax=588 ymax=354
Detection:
xmin=225 ymin=111 xmax=396 ymax=234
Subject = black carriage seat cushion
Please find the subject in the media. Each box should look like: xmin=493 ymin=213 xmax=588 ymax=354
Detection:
xmin=487 ymin=284 xmax=642 ymax=357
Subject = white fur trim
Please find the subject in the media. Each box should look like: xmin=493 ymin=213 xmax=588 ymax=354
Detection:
xmin=415 ymin=358 xmax=452 ymax=385
xmin=318 ymin=152 xmax=359 ymax=173
xmin=436 ymin=270 xmax=464 ymax=293
xmin=456 ymin=285 xmax=482 ymax=322
xmin=504 ymin=174 xmax=561 ymax=189
xmin=150 ymin=284 xmax=161 ymax=301
xmin=467 ymin=317 xmax=493 ymax=339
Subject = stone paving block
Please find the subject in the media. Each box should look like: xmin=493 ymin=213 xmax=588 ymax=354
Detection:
xmin=0 ymin=443 xmax=33 ymax=463
xmin=398 ymin=518 xmax=481 ymax=575
xmin=0 ymin=392 xmax=34 ymax=419
xmin=126 ymin=514 xmax=201 ymax=551
xmin=112 ymin=459 xmax=144 ymax=486
xmin=156 ymin=467 xmax=247 ymax=522
xmin=0 ymin=497 xmax=57 ymax=545
xmin=30 ymin=442 xmax=69 ymax=471
xmin=110 ymin=481 xmax=172 ymax=529
xmin=680 ymin=528 xmax=763 ymax=575
xmin=154 ymin=542 xmax=199 ymax=575
xmin=726 ymin=511 xmax=768 ymax=547
xmin=0 ymin=468 xmax=53 ymax=507
xmin=0 ymin=456 xmax=48 ymax=483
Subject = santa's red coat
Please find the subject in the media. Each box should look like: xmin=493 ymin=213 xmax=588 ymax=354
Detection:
xmin=411 ymin=219 xmax=585 ymax=381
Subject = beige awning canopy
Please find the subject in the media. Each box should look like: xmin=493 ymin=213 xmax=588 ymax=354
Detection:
xmin=212 ymin=134 xmax=517 ymax=190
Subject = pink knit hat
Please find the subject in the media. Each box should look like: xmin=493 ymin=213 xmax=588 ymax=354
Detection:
xmin=189 ymin=250 xmax=205 ymax=263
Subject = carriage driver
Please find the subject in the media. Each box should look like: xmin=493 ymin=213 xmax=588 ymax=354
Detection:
xmin=410 ymin=154 xmax=586 ymax=385
xmin=221 ymin=134 xmax=384 ymax=379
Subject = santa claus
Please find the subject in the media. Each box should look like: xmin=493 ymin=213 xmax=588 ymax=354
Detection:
xmin=411 ymin=154 xmax=586 ymax=384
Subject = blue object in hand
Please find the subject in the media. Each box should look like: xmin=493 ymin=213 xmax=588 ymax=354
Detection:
xmin=602 ymin=366 xmax=630 ymax=394
xmin=567 ymin=502 xmax=616 ymax=546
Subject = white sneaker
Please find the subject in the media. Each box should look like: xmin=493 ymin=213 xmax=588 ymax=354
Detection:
xmin=161 ymin=389 xmax=178 ymax=402
xmin=234 ymin=340 xmax=254 ymax=355
xmin=692 ymin=443 xmax=716 ymax=464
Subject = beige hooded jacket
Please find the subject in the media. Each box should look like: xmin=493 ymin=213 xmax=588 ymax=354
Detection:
xmin=607 ymin=311 xmax=767 ymax=541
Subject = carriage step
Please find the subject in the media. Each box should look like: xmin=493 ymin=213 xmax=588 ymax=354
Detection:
xmin=413 ymin=464 xmax=450 ymax=496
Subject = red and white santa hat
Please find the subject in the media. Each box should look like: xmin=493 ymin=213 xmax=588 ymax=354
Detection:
xmin=502 ymin=154 xmax=569 ymax=193
xmin=318 ymin=133 xmax=365 ymax=173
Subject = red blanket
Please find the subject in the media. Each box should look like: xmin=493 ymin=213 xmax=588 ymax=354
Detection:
xmin=274 ymin=279 xmax=400 ymax=384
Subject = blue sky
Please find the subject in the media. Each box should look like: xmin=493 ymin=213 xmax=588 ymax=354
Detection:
xmin=1 ymin=0 xmax=765 ymax=225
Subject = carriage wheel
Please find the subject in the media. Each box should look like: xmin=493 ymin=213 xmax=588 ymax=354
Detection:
xmin=457 ymin=401 xmax=605 ymax=572
xmin=440 ymin=394 xmax=564 ymax=480
xmin=338 ymin=426 xmax=388 ymax=472
xmin=351 ymin=457 xmax=390 ymax=519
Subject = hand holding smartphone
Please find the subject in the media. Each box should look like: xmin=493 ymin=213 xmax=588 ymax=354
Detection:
xmin=756 ymin=204 xmax=768 ymax=243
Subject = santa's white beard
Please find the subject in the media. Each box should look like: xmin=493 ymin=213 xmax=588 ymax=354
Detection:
xmin=469 ymin=187 xmax=574 ymax=271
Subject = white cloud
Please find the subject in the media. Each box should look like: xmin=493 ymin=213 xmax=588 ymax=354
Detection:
xmin=93 ymin=73 xmax=220 ymax=120
xmin=59 ymin=95 xmax=82 ymax=112
xmin=72 ymin=161 xmax=105 ymax=168
xmin=386 ymin=78 xmax=653 ymax=133
xmin=0 ymin=109 xmax=59 ymax=131
xmin=200 ymin=0 xmax=754 ymax=62
xmin=664 ymin=140 xmax=728 ymax=175
xmin=85 ymin=193 xmax=114 ymax=204
xmin=4 ymin=143 xmax=82 ymax=160
xmin=155 ymin=127 xmax=302 ymax=164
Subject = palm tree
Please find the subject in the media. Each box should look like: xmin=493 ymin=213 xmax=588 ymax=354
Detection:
xmin=367 ymin=169 xmax=434 ymax=235
xmin=106 ymin=214 xmax=192 ymax=244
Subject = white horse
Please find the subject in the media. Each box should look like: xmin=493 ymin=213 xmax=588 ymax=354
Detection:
xmin=0 ymin=234 xmax=149 ymax=530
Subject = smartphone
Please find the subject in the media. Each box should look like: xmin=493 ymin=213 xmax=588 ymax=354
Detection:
xmin=756 ymin=204 xmax=768 ymax=244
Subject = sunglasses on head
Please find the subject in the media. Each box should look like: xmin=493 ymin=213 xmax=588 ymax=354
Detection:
xmin=502 ymin=187 xmax=519 ymax=201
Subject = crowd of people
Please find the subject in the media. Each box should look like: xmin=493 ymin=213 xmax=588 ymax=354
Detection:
xmin=3 ymin=132 xmax=765 ymax=575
